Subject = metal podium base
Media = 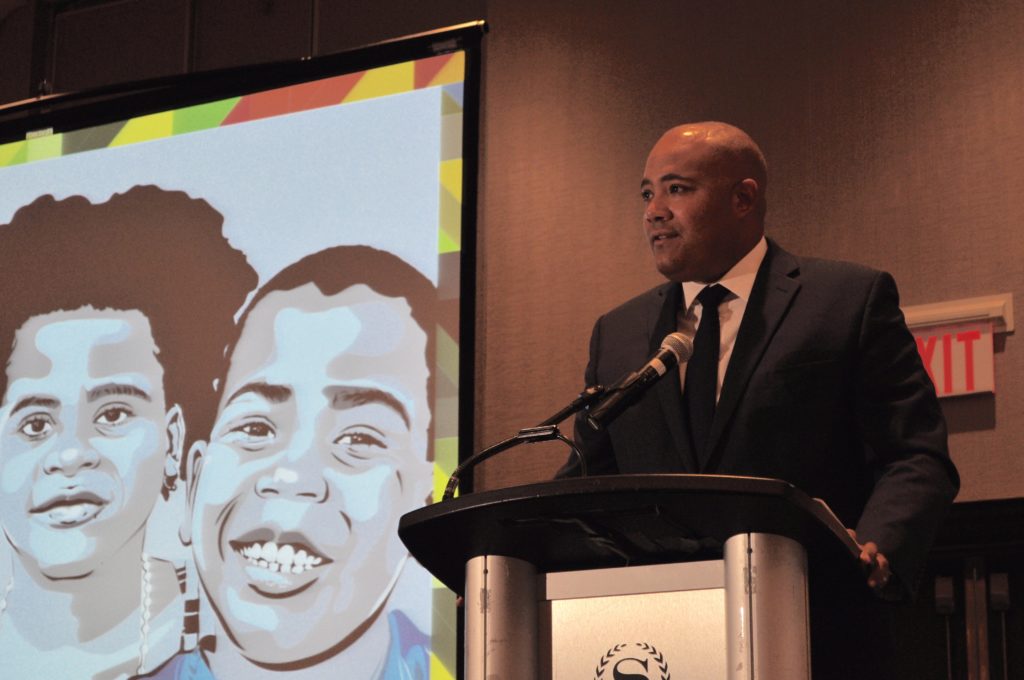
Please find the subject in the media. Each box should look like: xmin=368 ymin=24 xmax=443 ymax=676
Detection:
xmin=465 ymin=555 xmax=539 ymax=678
xmin=725 ymin=532 xmax=810 ymax=680
xmin=464 ymin=533 xmax=809 ymax=680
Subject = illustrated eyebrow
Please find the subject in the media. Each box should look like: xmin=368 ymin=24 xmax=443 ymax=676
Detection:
xmin=87 ymin=383 xmax=151 ymax=402
xmin=10 ymin=396 xmax=60 ymax=414
xmin=328 ymin=386 xmax=411 ymax=429
xmin=224 ymin=381 xmax=293 ymax=407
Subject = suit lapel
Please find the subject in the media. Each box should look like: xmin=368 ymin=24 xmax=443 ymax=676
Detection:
xmin=647 ymin=282 xmax=699 ymax=472
xmin=702 ymin=241 xmax=801 ymax=471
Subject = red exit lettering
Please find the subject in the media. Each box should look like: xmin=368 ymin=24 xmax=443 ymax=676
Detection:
xmin=914 ymin=325 xmax=992 ymax=397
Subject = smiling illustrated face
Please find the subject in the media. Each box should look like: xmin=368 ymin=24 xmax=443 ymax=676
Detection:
xmin=188 ymin=282 xmax=432 ymax=666
xmin=0 ymin=307 xmax=173 ymax=579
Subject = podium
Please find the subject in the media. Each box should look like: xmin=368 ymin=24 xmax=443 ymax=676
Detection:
xmin=399 ymin=474 xmax=862 ymax=680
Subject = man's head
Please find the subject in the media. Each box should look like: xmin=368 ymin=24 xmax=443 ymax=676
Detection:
xmin=641 ymin=121 xmax=768 ymax=283
xmin=186 ymin=246 xmax=436 ymax=668
xmin=0 ymin=187 xmax=256 ymax=579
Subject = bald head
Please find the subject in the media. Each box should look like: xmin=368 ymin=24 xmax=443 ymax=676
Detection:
xmin=655 ymin=122 xmax=768 ymax=216
xmin=641 ymin=122 xmax=768 ymax=282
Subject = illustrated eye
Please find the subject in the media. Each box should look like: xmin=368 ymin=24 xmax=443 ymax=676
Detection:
xmin=95 ymin=405 xmax=133 ymax=428
xmin=18 ymin=414 xmax=55 ymax=440
xmin=229 ymin=420 xmax=276 ymax=444
xmin=333 ymin=428 xmax=387 ymax=462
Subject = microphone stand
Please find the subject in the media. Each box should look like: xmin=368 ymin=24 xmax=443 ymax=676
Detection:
xmin=441 ymin=386 xmax=605 ymax=501
xmin=536 ymin=385 xmax=606 ymax=426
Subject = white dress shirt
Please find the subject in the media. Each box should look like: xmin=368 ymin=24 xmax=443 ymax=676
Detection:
xmin=678 ymin=236 xmax=768 ymax=401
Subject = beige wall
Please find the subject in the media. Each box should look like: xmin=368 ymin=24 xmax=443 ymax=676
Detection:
xmin=2 ymin=0 xmax=1021 ymax=501
xmin=474 ymin=0 xmax=1024 ymax=501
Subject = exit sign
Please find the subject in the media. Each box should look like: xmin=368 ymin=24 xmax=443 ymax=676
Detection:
xmin=912 ymin=322 xmax=994 ymax=397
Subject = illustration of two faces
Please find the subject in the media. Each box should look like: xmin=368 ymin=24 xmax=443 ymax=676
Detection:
xmin=0 ymin=186 xmax=436 ymax=679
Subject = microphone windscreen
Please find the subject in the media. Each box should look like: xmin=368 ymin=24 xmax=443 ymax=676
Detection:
xmin=661 ymin=331 xmax=694 ymax=363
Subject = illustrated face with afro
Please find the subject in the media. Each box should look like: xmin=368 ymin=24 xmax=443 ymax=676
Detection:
xmin=0 ymin=307 xmax=179 ymax=578
xmin=0 ymin=187 xmax=256 ymax=580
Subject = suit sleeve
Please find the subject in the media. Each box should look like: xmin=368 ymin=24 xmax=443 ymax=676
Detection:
xmin=555 ymin=315 xmax=620 ymax=478
xmin=853 ymin=271 xmax=959 ymax=596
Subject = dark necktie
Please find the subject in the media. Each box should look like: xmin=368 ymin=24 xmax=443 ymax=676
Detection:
xmin=683 ymin=284 xmax=730 ymax=466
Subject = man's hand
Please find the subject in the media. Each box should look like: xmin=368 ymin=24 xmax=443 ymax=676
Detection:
xmin=847 ymin=529 xmax=892 ymax=591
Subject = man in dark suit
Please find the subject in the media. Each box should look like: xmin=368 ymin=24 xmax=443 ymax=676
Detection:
xmin=561 ymin=122 xmax=958 ymax=677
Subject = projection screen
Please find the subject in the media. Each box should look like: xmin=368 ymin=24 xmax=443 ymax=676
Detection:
xmin=0 ymin=22 xmax=481 ymax=680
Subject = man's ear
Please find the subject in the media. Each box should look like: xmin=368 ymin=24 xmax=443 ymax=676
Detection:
xmin=733 ymin=178 xmax=759 ymax=217
xmin=161 ymin=405 xmax=186 ymax=500
xmin=178 ymin=440 xmax=206 ymax=546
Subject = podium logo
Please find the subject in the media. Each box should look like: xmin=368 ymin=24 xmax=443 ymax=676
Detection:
xmin=594 ymin=642 xmax=671 ymax=680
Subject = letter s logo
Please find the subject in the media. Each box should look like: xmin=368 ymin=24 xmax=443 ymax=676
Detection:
xmin=612 ymin=657 xmax=650 ymax=680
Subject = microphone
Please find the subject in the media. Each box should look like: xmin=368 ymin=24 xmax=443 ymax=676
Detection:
xmin=586 ymin=331 xmax=693 ymax=430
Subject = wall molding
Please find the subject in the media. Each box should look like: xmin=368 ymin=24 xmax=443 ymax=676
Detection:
xmin=903 ymin=293 xmax=1014 ymax=333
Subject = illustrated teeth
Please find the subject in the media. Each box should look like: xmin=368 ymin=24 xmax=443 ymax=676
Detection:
xmin=236 ymin=541 xmax=326 ymax=573
xmin=277 ymin=544 xmax=294 ymax=568
xmin=48 ymin=503 xmax=98 ymax=523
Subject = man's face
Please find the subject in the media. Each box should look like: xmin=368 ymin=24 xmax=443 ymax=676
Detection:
xmin=0 ymin=308 xmax=171 ymax=579
xmin=641 ymin=132 xmax=750 ymax=283
xmin=189 ymin=283 xmax=432 ymax=665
